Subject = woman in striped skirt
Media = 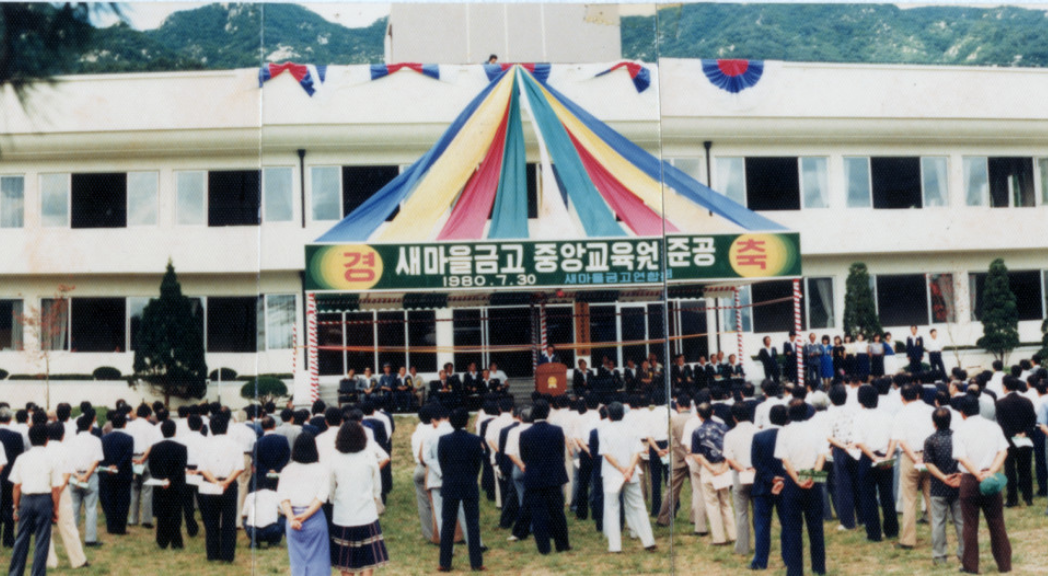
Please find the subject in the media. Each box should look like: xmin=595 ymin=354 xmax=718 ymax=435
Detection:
xmin=329 ymin=421 xmax=389 ymax=576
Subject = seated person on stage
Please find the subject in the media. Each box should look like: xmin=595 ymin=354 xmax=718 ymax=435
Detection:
xmin=356 ymin=367 xmax=377 ymax=405
xmin=721 ymin=354 xmax=745 ymax=382
xmin=241 ymin=488 xmax=285 ymax=548
xmin=430 ymin=369 xmax=461 ymax=409
xmin=573 ymin=359 xmax=594 ymax=396
xmin=489 ymin=363 xmax=509 ymax=387
xmin=462 ymin=362 xmax=484 ymax=410
xmin=393 ymin=366 xmax=415 ymax=413
xmin=407 ymin=366 xmax=427 ymax=407
xmin=622 ymin=359 xmax=639 ymax=392
xmin=638 ymin=360 xmax=655 ymax=399
xmin=485 ymin=369 xmax=508 ymax=398
xmin=338 ymin=369 xmax=360 ymax=405
xmin=375 ymin=363 xmax=398 ymax=409
xmin=671 ymin=354 xmax=695 ymax=393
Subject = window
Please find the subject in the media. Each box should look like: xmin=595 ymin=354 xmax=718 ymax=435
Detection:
xmin=745 ymin=157 xmax=800 ymax=211
xmin=526 ymin=163 xmax=538 ymax=219
xmin=71 ymin=173 xmax=127 ymax=229
xmin=264 ymin=294 xmax=295 ymax=350
xmin=921 ymin=157 xmax=949 ymax=207
xmin=545 ymin=306 xmax=575 ymax=369
xmin=720 ymin=287 xmax=753 ymax=333
xmin=209 ymin=171 xmax=260 ymax=227
xmin=177 ymin=171 xmax=206 ymax=225
xmin=844 ymin=157 xmax=872 ymax=208
xmin=70 ymin=298 xmax=126 ymax=352
xmin=806 ymin=277 xmax=835 ymax=329
xmin=965 ymin=157 xmax=1036 ymax=207
xmin=376 ymin=311 xmax=406 ymax=372
xmin=344 ymin=312 xmax=374 ymax=372
xmin=40 ymin=174 xmax=69 ymax=227
xmin=488 ymin=307 xmax=533 ymax=377
xmin=676 ymin=300 xmax=708 ymax=362
xmin=1040 ymin=159 xmax=1048 ymax=206
xmin=39 ymin=298 xmax=69 ymax=351
xmin=126 ymin=172 xmax=158 ymax=226
xmin=317 ymin=313 xmax=345 ymax=376
xmin=620 ymin=306 xmax=647 ymax=367
xmin=800 ymin=157 xmax=829 ymax=208
xmin=714 ymin=157 xmax=746 ymax=205
xmin=407 ymin=310 xmax=437 ymax=372
xmin=668 ymin=158 xmax=704 ymax=182
xmin=206 ymin=296 xmax=258 ymax=352
xmin=129 ymin=297 xmax=202 ymax=352
xmin=0 ymin=299 xmax=23 ymax=351
xmin=0 ymin=176 xmax=24 ymax=228
xmin=263 ymin=168 xmax=294 ymax=222
xmin=875 ymin=274 xmax=929 ymax=326
xmin=452 ymin=309 xmax=482 ymax=373
xmin=752 ymin=281 xmax=794 ymax=333
xmin=311 ymin=166 xmax=341 ymax=221
xmin=588 ymin=304 xmax=618 ymax=368
xmin=870 ymin=157 xmax=922 ymax=209
xmin=343 ymin=166 xmax=400 ymax=221
xmin=969 ymin=270 xmax=1043 ymax=322
xmin=647 ymin=302 xmax=666 ymax=367
xmin=928 ymin=274 xmax=956 ymax=323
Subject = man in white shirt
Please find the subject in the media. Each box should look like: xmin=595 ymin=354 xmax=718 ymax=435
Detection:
xmin=55 ymin=404 xmax=76 ymax=445
xmin=504 ymin=408 xmax=532 ymax=541
xmin=987 ymin=361 xmax=1006 ymax=399
xmin=774 ymin=399 xmax=829 ymax=576
xmin=483 ymin=398 xmax=516 ymax=511
xmin=926 ymin=329 xmax=946 ymax=377
xmin=240 ymin=488 xmax=283 ymax=548
xmin=952 ymin=395 xmax=1011 ymax=574
xmin=411 ymin=405 xmax=436 ymax=543
xmin=599 ymin=402 xmax=656 ymax=553
xmin=229 ymin=407 xmax=260 ymax=520
xmin=852 ymin=385 xmax=898 ymax=542
xmin=197 ymin=413 xmax=245 ymax=563
xmin=126 ymin=404 xmax=161 ymax=528
xmin=724 ymin=402 xmax=758 ymax=556
xmin=680 ymin=404 xmax=707 ymax=535
xmin=8 ymin=424 xmax=59 ymax=576
xmin=754 ymin=380 xmax=787 ymax=430
xmin=44 ymin=423 xmax=87 ymax=570
xmin=67 ymin=414 xmax=104 ymax=547
xmin=888 ymin=384 xmax=934 ymax=549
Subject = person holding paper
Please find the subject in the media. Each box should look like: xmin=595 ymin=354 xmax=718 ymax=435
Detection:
xmin=922 ymin=407 xmax=964 ymax=566
xmin=126 ymin=404 xmax=161 ymax=529
xmin=197 ymin=413 xmax=244 ymax=563
xmin=598 ymin=402 xmax=656 ymax=554
xmin=887 ymin=384 xmax=934 ymax=549
xmin=852 ymin=385 xmax=898 ymax=543
xmin=690 ymin=402 xmax=735 ymax=547
xmin=724 ymin=402 xmax=758 ymax=556
xmin=148 ymin=420 xmax=187 ymax=550
xmin=100 ymin=411 xmax=134 ymax=535
xmin=826 ymin=386 xmax=861 ymax=532
xmin=774 ymin=399 xmax=829 ymax=576
xmin=66 ymin=414 xmax=101 ymax=548
xmin=952 ymin=394 xmax=1011 ymax=574
xmin=749 ymin=404 xmax=787 ymax=571
xmin=995 ymin=375 xmax=1036 ymax=507
xmin=278 ymin=433 xmax=331 ymax=576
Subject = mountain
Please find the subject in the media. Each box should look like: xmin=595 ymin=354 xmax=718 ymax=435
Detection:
xmin=623 ymin=3 xmax=1048 ymax=67
xmin=76 ymin=3 xmax=385 ymax=74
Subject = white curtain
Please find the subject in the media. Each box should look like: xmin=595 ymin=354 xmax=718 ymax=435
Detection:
xmin=0 ymin=176 xmax=24 ymax=228
xmin=40 ymin=298 xmax=68 ymax=351
xmin=720 ymin=286 xmax=752 ymax=333
xmin=922 ymin=157 xmax=949 ymax=207
xmin=266 ymin=294 xmax=296 ymax=350
xmin=40 ymin=174 xmax=69 ymax=227
xmin=844 ymin=157 xmax=871 ymax=208
xmin=808 ymin=277 xmax=834 ymax=328
xmin=715 ymin=157 xmax=747 ymax=206
xmin=127 ymin=172 xmax=158 ymax=226
xmin=310 ymin=166 xmax=341 ymax=221
xmin=176 ymin=171 xmax=206 ymax=225
xmin=963 ymin=157 xmax=988 ymax=207
xmin=929 ymin=273 xmax=956 ymax=323
xmin=263 ymin=168 xmax=294 ymax=222
xmin=4 ymin=300 xmax=23 ymax=351
xmin=1039 ymin=159 xmax=1048 ymax=206
xmin=801 ymin=157 xmax=829 ymax=208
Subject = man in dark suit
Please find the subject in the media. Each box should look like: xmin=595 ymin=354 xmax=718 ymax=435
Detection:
xmin=996 ymin=376 xmax=1036 ymax=506
xmin=782 ymin=331 xmax=798 ymax=384
xmin=436 ymin=408 xmax=484 ymax=572
xmin=538 ymin=345 xmax=560 ymax=365
xmin=149 ymin=420 xmax=187 ymax=549
xmin=100 ymin=412 xmax=135 ymax=535
xmin=253 ymin=416 xmax=290 ymax=491
xmin=0 ymin=407 xmax=25 ymax=548
xmin=573 ymin=359 xmax=593 ymax=396
xmin=906 ymin=326 xmax=925 ymax=373
xmin=750 ymin=404 xmax=787 ymax=571
xmin=519 ymin=399 xmax=571 ymax=555
xmin=758 ymin=336 xmax=780 ymax=384
xmin=671 ymin=355 xmax=695 ymax=395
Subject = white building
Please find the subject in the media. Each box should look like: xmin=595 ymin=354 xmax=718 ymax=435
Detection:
xmin=1 ymin=53 xmax=1046 ymax=397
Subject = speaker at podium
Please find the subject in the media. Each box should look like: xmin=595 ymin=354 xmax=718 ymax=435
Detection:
xmin=534 ymin=362 xmax=568 ymax=396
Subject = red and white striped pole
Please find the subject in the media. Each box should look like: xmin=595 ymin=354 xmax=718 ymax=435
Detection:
xmin=793 ymin=279 xmax=804 ymax=389
xmin=734 ymin=287 xmax=743 ymax=359
xmin=540 ymin=302 xmax=548 ymax=350
xmin=291 ymin=324 xmax=298 ymax=374
xmin=306 ymin=293 xmax=319 ymax=403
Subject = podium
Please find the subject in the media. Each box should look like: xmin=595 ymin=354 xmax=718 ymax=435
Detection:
xmin=535 ymin=362 xmax=568 ymax=396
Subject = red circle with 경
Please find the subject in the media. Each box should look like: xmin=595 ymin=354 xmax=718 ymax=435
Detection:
xmin=717 ymin=59 xmax=750 ymax=77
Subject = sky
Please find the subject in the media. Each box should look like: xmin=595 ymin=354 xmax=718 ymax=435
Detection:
xmin=94 ymin=2 xmax=392 ymax=30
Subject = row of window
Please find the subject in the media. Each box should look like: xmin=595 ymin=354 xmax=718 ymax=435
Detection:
xmin=0 ymin=295 xmax=295 ymax=353
xmin=714 ymin=155 xmax=1048 ymax=211
xmin=3 ymin=156 xmax=1044 ymax=230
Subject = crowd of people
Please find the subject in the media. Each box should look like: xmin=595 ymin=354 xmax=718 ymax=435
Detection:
xmin=1 ymin=323 xmax=1045 ymax=575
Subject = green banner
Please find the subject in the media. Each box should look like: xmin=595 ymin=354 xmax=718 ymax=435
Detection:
xmin=305 ymin=233 xmax=800 ymax=292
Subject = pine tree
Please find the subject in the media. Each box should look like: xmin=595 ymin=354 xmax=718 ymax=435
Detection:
xmin=132 ymin=261 xmax=208 ymax=404
xmin=842 ymin=262 xmax=882 ymax=339
xmin=977 ymin=258 xmax=1019 ymax=362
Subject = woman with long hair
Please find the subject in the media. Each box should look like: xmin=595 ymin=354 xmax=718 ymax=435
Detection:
xmin=329 ymin=422 xmax=388 ymax=576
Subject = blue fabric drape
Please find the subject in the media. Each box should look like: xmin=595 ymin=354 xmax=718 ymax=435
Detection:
xmin=520 ymin=72 xmax=624 ymax=238
xmin=316 ymin=69 xmax=510 ymax=243
xmin=488 ymin=74 xmax=529 ymax=239
xmin=541 ymin=83 xmax=787 ymax=232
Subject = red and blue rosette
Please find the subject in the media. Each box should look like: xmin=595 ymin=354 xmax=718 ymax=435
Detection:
xmin=370 ymin=63 xmax=440 ymax=81
xmin=595 ymin=62 xmax=651 ymax=93
xmin=259 ymin=62 xmax=317 ymax=95
xmin=701 ymin=59 xmax=763 ymax=94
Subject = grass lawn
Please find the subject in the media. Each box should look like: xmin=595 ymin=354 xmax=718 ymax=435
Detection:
xmin=39 ymin=414 xmax=1048 ymax=575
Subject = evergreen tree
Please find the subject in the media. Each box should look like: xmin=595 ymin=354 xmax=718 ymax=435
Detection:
xmin=842 ymin=262 xmax=882 ymax=339
xmin=133 ymin=261 xmax=208 ymax=404
xmin=977 ymin=258 xmax=1019 ymax=362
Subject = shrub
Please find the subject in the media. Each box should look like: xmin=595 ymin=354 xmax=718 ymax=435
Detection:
xmin=0 ymin=369 xmax=7 ymax=380
xmin=92 ymin=366 xmax=123 ymax=380
xmin=208 ymin=368 xmax=238 ymax=381
xmin=240 ymin=376 xmax=289 ymax=405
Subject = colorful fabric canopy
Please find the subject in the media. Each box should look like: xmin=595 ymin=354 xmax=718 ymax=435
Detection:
xmin=370 ymin=63 xmax=440 ymax=81
xmin=316 ymin=64 xmax=787 ymax=244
